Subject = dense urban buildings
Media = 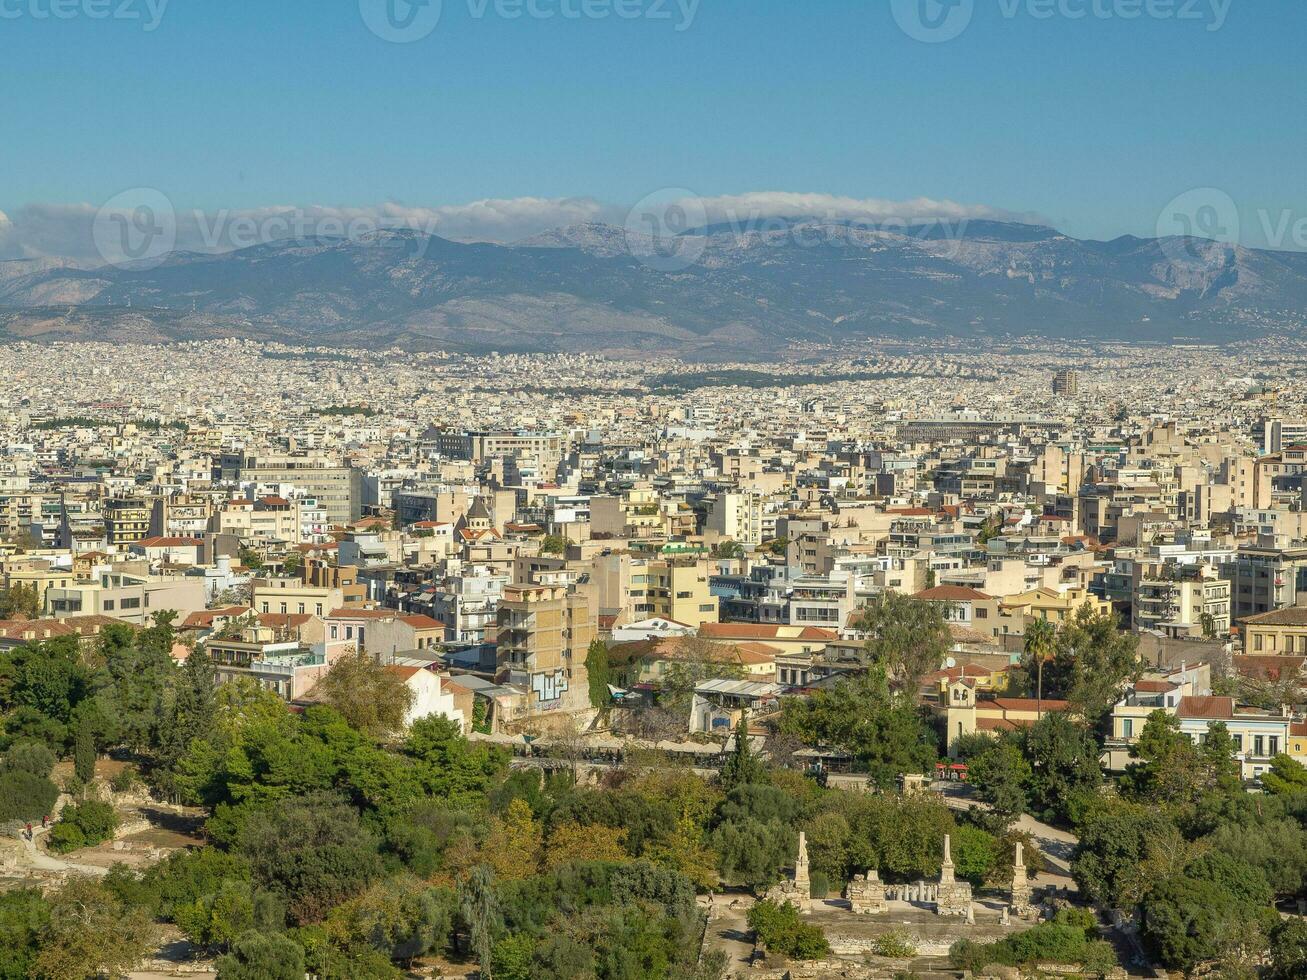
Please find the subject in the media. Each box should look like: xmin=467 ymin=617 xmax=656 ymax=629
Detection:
xmin=6 ymin=334 xmax=1307 ymax=978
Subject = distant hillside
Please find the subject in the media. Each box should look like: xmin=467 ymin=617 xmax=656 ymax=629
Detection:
xmin=3 ymin=220 xmax=1306 ymax=354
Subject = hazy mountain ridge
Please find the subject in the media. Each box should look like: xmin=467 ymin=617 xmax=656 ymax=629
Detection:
xmin=2 ymin=220 xmax=1306 ymax=353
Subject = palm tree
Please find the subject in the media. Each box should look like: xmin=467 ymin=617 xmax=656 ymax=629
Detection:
xmin=1024 ymin=618 xmax=1058 ymax=719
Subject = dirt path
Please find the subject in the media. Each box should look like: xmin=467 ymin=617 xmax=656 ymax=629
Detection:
xmin=14 ymin=825 xmax=109 ymax=877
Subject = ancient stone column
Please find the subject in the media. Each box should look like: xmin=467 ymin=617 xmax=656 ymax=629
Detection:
xmin=1010 ymin=841 xmax=1034 ymax=916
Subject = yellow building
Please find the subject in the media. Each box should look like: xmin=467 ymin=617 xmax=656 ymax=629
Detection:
xmin=998 ymin=587 xmax=1112 ymax=628
xmin=496 ymin=584 xmax=595 ymax=719
xmin=630 ymin=558 xmax=718 ymax=627
xmin=1241 ymin=607 xmax=1307 ymax=655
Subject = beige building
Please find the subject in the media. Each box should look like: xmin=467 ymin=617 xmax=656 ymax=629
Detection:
xmin=495 ymin=584 xmax=595 ymax=721
xmin=45 ymin=571 xmax=206 ymax=626
xmin=220 ymin=452 xmax=360 ymax=525
xmin=252 ymin=576 xmax=349 ymax=620
xmin=1241 ymin=606 xmax=1307 ymax=655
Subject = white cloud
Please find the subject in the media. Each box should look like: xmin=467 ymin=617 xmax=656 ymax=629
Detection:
xmin=690 ymin=191 xmax=1033 ymax=227
xmin=0 ymin=192 xmax=1031 ymax=266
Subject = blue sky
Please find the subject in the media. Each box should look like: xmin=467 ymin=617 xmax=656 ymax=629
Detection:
xmin=1 ymin=0 xmax=1304 ymax=255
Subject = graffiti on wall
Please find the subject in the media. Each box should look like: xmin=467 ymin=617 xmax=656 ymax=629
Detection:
xmin=531 ymin=669 xmax=569 ymax=708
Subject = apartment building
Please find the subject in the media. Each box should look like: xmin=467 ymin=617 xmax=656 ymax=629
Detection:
xmin=104 ymin=496 xmax=151 ymax=547
xmin=219 ymin=452 xmax=360 ymax=525
xmin=1224 ymin=545 xmax=1307 ymax=620
xmin=495 ymin=584 xmax=595 ymax=720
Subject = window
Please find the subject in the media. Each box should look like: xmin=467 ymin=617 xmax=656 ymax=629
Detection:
xmin=1123 ymin=718 xmax=1133 ymax=739
xmin=1270 ymin=736 xmax=1280 ymax=755
xmin=1255 ymin=735 xmax=1266 ymax=756
xmin=103 ymin=600 xmax=114 ymax=610
xmin=121 ymin=597 xmax=141 ymax=610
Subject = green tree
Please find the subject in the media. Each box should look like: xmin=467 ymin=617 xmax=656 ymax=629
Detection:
xmin=712 ymin=817 xmax=795 ymax=893
xmin=326 ymin=874 xmax=454 ymax=963
xmin=1269 ymin=918 xmax=1307 ymax=980
xmin=236 ymin=791 xmax=383 ymax=925
xmin=1140 ymin=875 xmax=1270 ymax=973
xmin=0 ymin=769 xmax=58 ymax=823
xmin=965 ymin=738 xmax=1031 ymax=827
xmin=492 ymin=932 xmax=536 ymax=980
xmin=215 ymin=930 xmax=305 ymax=980
xmin=0 ymin=888 xmax=48 ymax=980
xmin=1262 ymin=754 xmax=1307 ymax=796
xmin=0 ymin=583 xmax=41 ymax=620
xmin=48 ymin=798 xmax=117 ymax=853
xmin=1039 ymin=604 xmax=1140 ymax=731
xmin=458 ymin=864 xmax=500 ymax=979
xmin=152 ymin=642 xmax=217 ymax=799
xmin=539 ymin=534 xmax=571 ymax=555
xmin=316 ymin=651 xmax=416 ymax=740
xmin=3 ymin=739 xmax=55 ymax=778
xmin=1072 ymin=799 xmax=1177 ymax=910
xmin=33 ymin=877 xmax=158 ymax=980
xmin=711 ymin=540 xmax=745 ymax=560
xmin=174 ymin=879 xmax=259 ymax=953
xmin=851 ymin=592 xmax=952 ymax=687
xmin=779 ymin=666 xmax=937 ymax=788
xmin=73 ymin=717 xmax=95 ymax=783
xmin=1203 ymin=817 xmax=1307 ymax=899
xmin=1120 ymin=712 xmax=1240 ymax=812
xmin=1023 ymin=617 xmax=1057 ymax=709
xmin=1022 ymin=713 xmax=1102 ymax=824
xmin=951 ymin=823 xmax=1000 ymax=886
xmin=720 ymin=713 xmax=766 ymax=791
xmin=585 ymin=639 xmax=611 ymax=709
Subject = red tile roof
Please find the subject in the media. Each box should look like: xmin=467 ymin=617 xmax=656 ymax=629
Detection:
xmin=1176 ymin=695 xmax=1235 ymax=720
xmin=914 ymin=585 xmax=993 ymax=601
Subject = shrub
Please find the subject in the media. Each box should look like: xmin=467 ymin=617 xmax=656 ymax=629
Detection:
xmin=0 ymin=769 xmax=58 ymax=823
xmin=871 ymin=930 xmax=917 ymax=958
xmin=949 ymin=911 xmax=1116 ymax=975
xmin=48 ymin=799 xmax=117 ymax=853
xmin=47 ymin=821 xmax=86 ymax=853
xmin=2 ymin=740 xmax=55 ymax=778
xmin=747 ymin=898 xmax=831 ymax=960
xmin=109 ymin=766 xmax=139 ymax=794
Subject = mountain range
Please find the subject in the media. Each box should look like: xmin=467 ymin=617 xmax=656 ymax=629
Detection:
xmin=2 ymin=219 xmax=1305 ymax=355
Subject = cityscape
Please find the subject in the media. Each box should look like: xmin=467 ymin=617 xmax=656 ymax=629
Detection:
xmin=4 ymin=2 xmax=1307 ymax=979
